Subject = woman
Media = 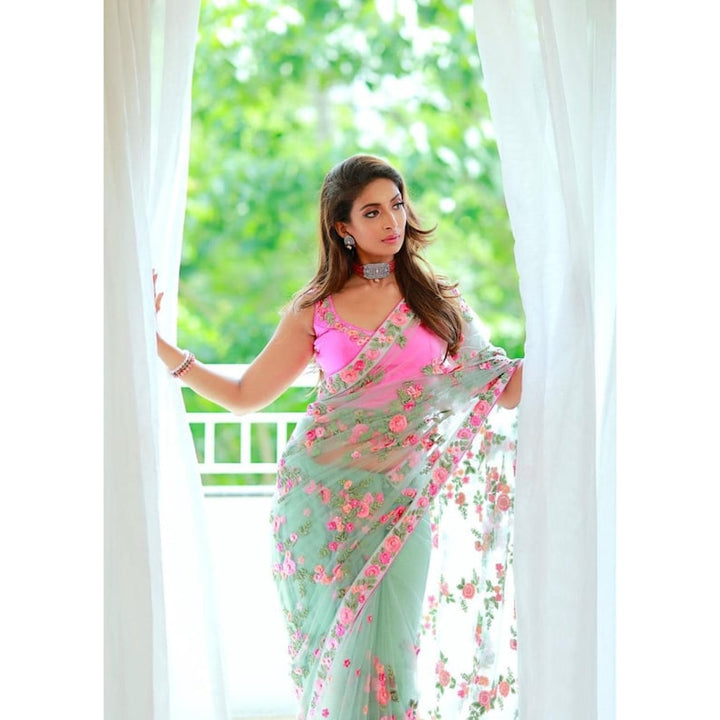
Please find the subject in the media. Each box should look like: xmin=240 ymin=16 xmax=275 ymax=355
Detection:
xmin=156 ymin=154 xmax=523 ymax=719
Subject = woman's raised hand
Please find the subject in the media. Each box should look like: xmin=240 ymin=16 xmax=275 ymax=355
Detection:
xmin=152 ymin=269 xmax=164 ymax=316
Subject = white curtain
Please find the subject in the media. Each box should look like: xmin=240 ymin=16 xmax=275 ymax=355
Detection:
xmin=104 ymin=1 xmax=229 ymax=718
xmin=473 ymin=2 xmax=616 ymax=719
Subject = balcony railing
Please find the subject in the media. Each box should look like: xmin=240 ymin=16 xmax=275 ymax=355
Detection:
xmin=185 ymin=364 xmax=318 ymax=497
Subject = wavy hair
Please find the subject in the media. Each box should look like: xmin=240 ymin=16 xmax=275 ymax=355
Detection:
xmin=293 ymin=154 xmax=462 ymax=354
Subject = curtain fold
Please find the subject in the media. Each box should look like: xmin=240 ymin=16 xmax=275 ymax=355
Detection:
xmin=104 ymin=1 xmax=229 ymax=718
xmin=472 ymin=2 xmax=616 ymax=718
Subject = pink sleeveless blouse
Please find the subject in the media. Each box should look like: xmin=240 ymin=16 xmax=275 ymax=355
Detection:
xmin=312 ymin=295 xmax=446 ymax=377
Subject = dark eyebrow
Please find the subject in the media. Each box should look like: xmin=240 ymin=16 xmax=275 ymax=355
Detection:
xmin=359 ymin=193 xmax=402 ymax=211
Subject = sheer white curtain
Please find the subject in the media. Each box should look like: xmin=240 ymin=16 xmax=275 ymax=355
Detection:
xmin=473 ymin=2 xmax=616 ymax=719
xmin=105 ymin=1 xmax=229 ymax=718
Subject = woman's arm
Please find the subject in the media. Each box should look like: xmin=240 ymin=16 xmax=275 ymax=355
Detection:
xmin=155 ymin=276 xmax=316 ymax=415
xmin=497 ymin=362 xmax=523 ymax=409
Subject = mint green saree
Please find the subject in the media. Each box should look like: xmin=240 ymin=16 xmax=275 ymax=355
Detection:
xmin=270 ymin=298 xmax=520 ymax=719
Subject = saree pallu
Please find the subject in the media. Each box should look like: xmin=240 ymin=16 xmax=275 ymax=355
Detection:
xmin=270 ymin=299 xmax=521 ymax=719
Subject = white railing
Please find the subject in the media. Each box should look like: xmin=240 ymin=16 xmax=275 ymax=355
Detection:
xmin=185 ymin=364 xmax=317 ymax=496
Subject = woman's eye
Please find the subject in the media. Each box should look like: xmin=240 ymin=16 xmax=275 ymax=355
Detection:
xmin=393 ymin=202 xmax=405 ymax=210
xmin=364 ymin=210 xmax=379 ymax=218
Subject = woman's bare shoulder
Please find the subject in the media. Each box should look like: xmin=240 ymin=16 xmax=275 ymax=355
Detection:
xmin=281 ymin=299 xmax=316 ymax=336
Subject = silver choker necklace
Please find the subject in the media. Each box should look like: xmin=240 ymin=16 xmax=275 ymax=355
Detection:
xmin=353 ymin=260 xmax=396 ymax=281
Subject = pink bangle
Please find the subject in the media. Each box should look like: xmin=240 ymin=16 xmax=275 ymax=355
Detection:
xmin=169 ymin=351 xmax=195 ymax=378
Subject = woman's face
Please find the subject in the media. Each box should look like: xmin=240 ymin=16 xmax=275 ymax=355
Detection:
xmin=336 ymin=177 xmax=407 ymax=264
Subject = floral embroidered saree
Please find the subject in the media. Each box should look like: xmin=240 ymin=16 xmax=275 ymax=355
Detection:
xmin=270 ymin=297 xmax=521 ymax=719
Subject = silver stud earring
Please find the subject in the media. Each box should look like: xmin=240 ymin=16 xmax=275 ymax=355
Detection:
xmin=343 ymin=234 xmax=356 ymax=250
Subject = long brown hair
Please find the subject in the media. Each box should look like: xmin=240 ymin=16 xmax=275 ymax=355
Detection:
xmin=293 ymin=154 xmax=463 ymax=354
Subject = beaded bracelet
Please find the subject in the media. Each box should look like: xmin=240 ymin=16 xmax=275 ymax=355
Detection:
xmin=169 ymin=350 xmax=196 ymax=378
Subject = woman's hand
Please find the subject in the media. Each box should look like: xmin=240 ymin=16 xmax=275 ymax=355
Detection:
xmin=152 ymin=269 xmax=168 ymax=360
xmin=152 ymin=269 xmax=164 ymax=316
xmin=497 ymin=362 xmax=523 ymax=409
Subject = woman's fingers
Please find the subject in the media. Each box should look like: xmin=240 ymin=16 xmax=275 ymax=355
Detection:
xmin=152 ymin=269 xmax=163 ymax=313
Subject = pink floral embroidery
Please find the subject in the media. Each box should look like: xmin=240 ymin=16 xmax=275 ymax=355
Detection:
xmin=384 ymin=535 xmax=402 ymax=554
xmin=389 ymin=311 xmax=409 ymax=326
xmin=364 ymin=564 xmax=380 ymax=578
xmin=388 ymin=413 xmax=408 ymax=433
xmin=338 ymin=606 xmax=355 ymax=627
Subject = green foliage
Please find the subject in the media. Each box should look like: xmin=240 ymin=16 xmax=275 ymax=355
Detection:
xmin=179 ymin=0 xmax=525 ymax=365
